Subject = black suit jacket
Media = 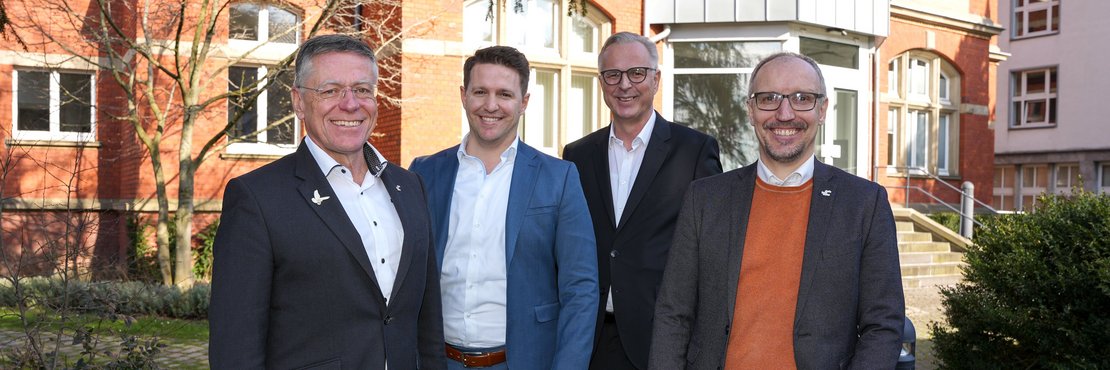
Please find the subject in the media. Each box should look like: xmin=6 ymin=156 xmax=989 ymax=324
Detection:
xmin=563 ymin=113 xmax=721 ymax=369
xmin=650 ymin=161 xmax=905 ymax=370
xmin=209 ymin=143 xmax=446 ymax=370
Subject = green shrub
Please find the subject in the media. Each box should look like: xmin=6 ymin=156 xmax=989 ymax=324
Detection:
xmin=930 ymin=191 xmax=1110 ymax=369
xmin=193 ymin=219 xmax=219 ymax=282
xmin=928 ymin=212 xmax=961 ymax=233
xmin=126 ymin=216 xmax=161 ymax=283
xmin=0 ymin=278 xmax=209 ymax=319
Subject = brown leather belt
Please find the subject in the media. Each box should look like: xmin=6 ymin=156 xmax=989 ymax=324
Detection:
xmin=445 ymin=344 xmax=507 ymax=368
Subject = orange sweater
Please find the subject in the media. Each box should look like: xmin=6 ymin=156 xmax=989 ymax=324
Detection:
xmin=724 ymin=178 xmax=813 ymax=369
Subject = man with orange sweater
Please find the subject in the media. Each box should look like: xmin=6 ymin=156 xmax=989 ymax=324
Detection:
xmin=649 ymin=52 xmax=905 ymax=369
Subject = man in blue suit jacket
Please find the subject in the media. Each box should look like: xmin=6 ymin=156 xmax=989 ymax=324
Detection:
xmin=410 ymin=46 xmax=598 ymax=370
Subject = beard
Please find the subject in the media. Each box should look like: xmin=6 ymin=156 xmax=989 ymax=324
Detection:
xmin=757 ymin=121 xmax=812 ymax=164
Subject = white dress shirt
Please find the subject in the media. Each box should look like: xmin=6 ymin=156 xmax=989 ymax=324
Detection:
xmin=304 ymin=137 xmax=404 ymax=303
xmin=441 ymin=135 xmax=517 ymax=348
xmin=756 ymin=155 xmax=816 ymax=187
xmin=605 ymin=112 xmax=656 ymax=313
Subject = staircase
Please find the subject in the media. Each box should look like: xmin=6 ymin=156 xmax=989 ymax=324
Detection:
xmin=892 ymin=206 xmax=970 ymax=288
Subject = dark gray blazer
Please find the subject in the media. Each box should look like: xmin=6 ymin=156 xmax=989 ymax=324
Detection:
xmin=563 ymin=114 xmax=721 ymax=369
xmin=209 ymin=143 xmax=446 ymax=370
xmin=649 ymin=160 xmax=904 ymax=370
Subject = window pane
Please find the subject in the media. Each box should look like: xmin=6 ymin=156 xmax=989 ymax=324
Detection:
xmin=674 ymin=73 xmax=756 ymax=170
xmin=800 ymin=37 xmax=858 ymax=69
xmin=1013 ymin=101 xmax=1022 ymax=126
xmin=1029 ymin=9 xmax=1048 ymax=33
xmin=1035 ymin=165 xmax=1048 ymax=186
xmin=569 ymin=16 xmax=597 ymax=53
xmin=569 ymin=74 xmax=595 ymax=141
xmin=909 ymin=110 xmax=928 ymax=168
xmin=230 ymin=4 xmax=259 ymax=41
xmin=938 ymin=114 xmax=949 ymax=171
xmin=17 ymin=71 xmax=50 ymax=131
xmin=832 ymin=89 xmax=857 ymax=171
xmin=1015 ymin=11 xmax=1025 ymax=36
xmin=887 ymin=109 xmax=897 ymax=166
xmin=1102 ymin=164 xmax=1110 ymax=190
xmin=939 ymin=74 xmax=949 ymax=100
xmin=523 ymin=70 xmax=556 ymax=149
xmin=1026 ymin=70 xmax=1046 ymax=93
xmin=266 ymin=68 xmax=295 ymax=144
xmin=1025 ymin=100 xmax=1046 ymax=123
xmin=1051 ymin=5 xmax=1059 ymax=30
xmin=228 ymin=66 xmax=259 ymax=142
xmin=268 ymin=6 xmax=298 ymax=44
xmin=1013 ymin=71 xmax=1023 ymax=96
xmin=1049 ymin=69 xmax=1057 ymax=93
xmin=887 ymin=59 xmax=898 ymax=96
xmin=994 ymin=167 xmax=1004 ymax=187
xmin=507 ymin=0 xmax=555 ymax=49
xmin=909 ymin=59 xmax=928 ymax=96
xmin=464 ymin=0 xmax=494 ymax=44
xmin=1048 ymin=98 xmax=1056 ymax=124
xmin=673 ymin=42 xmax=780 ymax=69
xmin=1022 ymin=166 xmax=1035 ymax=187
xmin=59 ymin=73 xmax=92 ymax=133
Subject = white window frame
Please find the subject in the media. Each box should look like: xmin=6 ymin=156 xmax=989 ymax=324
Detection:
xmin=1013 ymin=0 xmax=1060 ymax=38
xmin=11 ymin=69 xmax=97 ymax=142
xmin=1020 ymin=164 xmax=1048 ymax=211
xmin=886 ymin=108 xmax=898 ymax=170
xmin=1100 ymin=163 xmax=1110 ymax=194
xmin=1011 ymin=67 xmax=1057 ymax=128
xmin=937 ymin=113 xmax=951 ymax=176
xmin=908 ymin=57 xmax=930 ymax=102
xmin=994 ymin=166 xmax=1016 ymax=211
xmin=1053 ymin=163 xmax=1079 ymax=195
xmin=226 ymin=65 xmax=298 ymax=155
xmin=227 ymin=3 xmax=301 ymax=61
xmin=885 ymin=52 xmax=960 ymax=177
xmin=887 ymin=59 xmax=899 ymax=98
xmin=906 ymin=109 xmax=929 ymax=174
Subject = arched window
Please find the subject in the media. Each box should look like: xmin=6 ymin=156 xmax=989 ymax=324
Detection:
xmin=885 ymin=51 xmax=960 ymax=176
xmin=463 ymin=0 xmax=611 ymax=155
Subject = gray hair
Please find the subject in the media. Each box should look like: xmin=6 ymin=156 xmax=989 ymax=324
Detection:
xmin=599 ymin=31 xmax=659 ymax=69
xmin=294 ymin=34 xmax=378 ymax=86
xmin=747 ymin=52 xmax=827 ymax=96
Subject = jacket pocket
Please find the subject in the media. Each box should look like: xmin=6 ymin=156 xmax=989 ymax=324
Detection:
xmin=534 ymin=302 xmax=560 ymax=323
xmin=525 ymin=205 xmax=557 ymax=215
xmin=295 ymin=357 xmax=341 ymax=370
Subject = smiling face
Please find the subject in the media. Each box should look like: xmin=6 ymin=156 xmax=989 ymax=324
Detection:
xmin=747 ymin=56 xmax=828 ymax=172
xmin=292 ymin=51 xmax=379 ymax=166
xmin=461 ymin=63 xmax=529 ymax=153
xmin=598 ymin=42 xmax=660 ymax=128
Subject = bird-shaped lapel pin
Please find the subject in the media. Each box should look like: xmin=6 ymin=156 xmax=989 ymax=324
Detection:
xmin=821 ymin=189 xmax=832 ymax=197
xmin=311 ymin=189 xmax=331 ymax=205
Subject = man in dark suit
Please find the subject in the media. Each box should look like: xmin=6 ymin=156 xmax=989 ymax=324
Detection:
xmin=563 ymin=32 xmax=722 ymax=370
xmin=649 ymin=52 xmax=905 ymax=369
xmin=209 ymin=34 xmax=446 ymax=369
xmin=409 ymin=46 xmax=598 ymax=369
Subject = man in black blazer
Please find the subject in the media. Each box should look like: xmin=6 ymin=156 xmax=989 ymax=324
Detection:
xmin=563 ymin=31 xmax=722 ymax=370
xmin=209 ymin=35 xmax=446 ymax=369
xmin=649 ymin=52 xmax=904 ymax=369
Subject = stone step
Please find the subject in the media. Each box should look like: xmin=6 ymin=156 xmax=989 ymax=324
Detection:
xmin=901 ymin=262 xmax=964 ymax=278
xmin=898 ymin=241 xmax=952 ymax=253
xmin=896 ymin=221 xmax=915 ymax=232
xmin=899 ymin=251 xmax=964 ymax=264
xmin=897 ymin=231 xmax=933 ymax=242
xmin=902 ymin=275 xmax=963 ymax=289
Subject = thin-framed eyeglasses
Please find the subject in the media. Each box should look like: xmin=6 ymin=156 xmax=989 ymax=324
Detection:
xmin=296 ymin=84 xmax=376 ymax=101
xmin=599 ymin=67 xmax=656 ymax=86
xmin=748 ymin=92 xmax=825 ymax=111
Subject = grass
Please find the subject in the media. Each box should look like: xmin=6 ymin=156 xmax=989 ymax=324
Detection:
xmin=0 ymin=307 xmax=209 ymax=342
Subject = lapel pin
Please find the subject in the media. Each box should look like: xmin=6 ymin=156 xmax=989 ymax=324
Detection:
xmin=821 ymin=190 xmax=832 ymax=197
xmin=311 ymin=189 xmax=331 ymax=205
xmin=395 ymin=185 xmax=402 ymax=192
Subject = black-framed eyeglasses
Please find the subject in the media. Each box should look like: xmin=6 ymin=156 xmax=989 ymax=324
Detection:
xmin=296 ymin=84 xmax=376 ymax=101
xmin=748 ymin=92 xmax=825 ymax=111
xmin=599 ymin=67 xmax=655 ymax=85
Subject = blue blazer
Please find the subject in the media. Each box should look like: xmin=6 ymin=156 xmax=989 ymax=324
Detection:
xmin=410 ymin=142 xmax=599 ymax=369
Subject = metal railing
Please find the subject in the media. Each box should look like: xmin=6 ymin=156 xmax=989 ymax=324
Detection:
xmin=879 ymin=166 xmax=999 ymax=239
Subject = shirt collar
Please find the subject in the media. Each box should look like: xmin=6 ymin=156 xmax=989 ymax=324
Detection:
xmin=457 ymin=133 xmax=519 ymax=164
xmin=608 ymin=111 xmax=657 ymax=149
xmin=304 ymin=136 xmax=389 ymax=178
xmin=756 ymin=155 xmax=815 ymax=187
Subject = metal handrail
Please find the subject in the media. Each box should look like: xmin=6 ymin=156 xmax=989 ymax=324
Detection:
xmin=898 ymin=185 xmax=983 ymax=227
xmin=881 ymin=166 xmax=999 ymax=214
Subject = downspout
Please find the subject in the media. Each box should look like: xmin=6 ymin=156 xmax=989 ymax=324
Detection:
xmin=649 ymin=25 xmax=671 ymax=43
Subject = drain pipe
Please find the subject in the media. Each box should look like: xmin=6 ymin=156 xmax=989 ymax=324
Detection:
xmin=649 ymin=25 xmax=671 ymax=43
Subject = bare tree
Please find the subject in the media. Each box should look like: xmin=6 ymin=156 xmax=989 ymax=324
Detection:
xmin=6 ymin=0 xmax=419 ymax=287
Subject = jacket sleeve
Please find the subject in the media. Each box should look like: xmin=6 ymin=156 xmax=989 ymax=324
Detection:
xmin=551 ymin=165 xmax=601 ymax=370
xmin=849 ymin=186 xmax=905 ymax=368
xmin=648 ymin=186 xmax=702 ymax=370
xmin=209 ymin=178 xmax=272 ymax=370
xmin=696 ymin=135 xmax=724 ymax=179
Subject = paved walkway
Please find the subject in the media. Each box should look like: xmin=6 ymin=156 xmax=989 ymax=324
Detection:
xmin=904 ymin=283 xmax=954 ymax=370
xmin=0 ymin=329 xmax=208 ymax=368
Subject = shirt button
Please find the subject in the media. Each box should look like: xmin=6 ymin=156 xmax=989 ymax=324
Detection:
xmin=384 ymin=316 xmax=393 ymax=325
xmin=610 ymin=250 xmax=619 ymax=258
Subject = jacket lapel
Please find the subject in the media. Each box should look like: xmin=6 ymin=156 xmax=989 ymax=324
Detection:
xmin=505 ymin=143 xmax=540 ymax=267
xmin=380 ymin=166 xmax=414 ymax=305
xmin=429 ymin=148 xmax=461 ymax=266
xmin=794 ymin=161 xmax=837 ymax=328
xmin=293 ymin=144 xmax=386 ymax=306
xmin=618 ymin=115 xmax=671 ymax=229
xmin=590 ymin=130 xmax=617 ymax=229
xmin=725 ymin=165 xmax=757 ymax=320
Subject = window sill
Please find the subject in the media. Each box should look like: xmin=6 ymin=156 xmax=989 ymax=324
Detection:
xmin=1012 ymin=31 xmax=1059 ymax=41
xmin=5 ymin=139 xmax=102 ymax=148
xmin=1008 ymin=123 xmax=1056 ymax=130
xmin=220 ymin=152 xmax=286 ymax=160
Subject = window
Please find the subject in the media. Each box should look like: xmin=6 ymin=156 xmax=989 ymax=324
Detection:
xmin=1012 ymin=68 xmax=1058 ymax=128
xmin=464 ymin=0 xmax=611 ymax=155
xmin=1020 ymin=164 xmax=1048 ymax=210
xmin=887 ymin=108 xmax=898 ymax=167
xmin=12 ymin=70 xmax=95 ymax=141
xmin=885 ymin=52 xmax=960 ymax=177
xmin=230 ymin=3 xmax=299 ymax=44
xmin=1013 ymin=0 xmax=1060 ymax=38
xmin=672 ymin=41 xmax=781 ymax=170
xmin=227 ymin=66 xmax=296 ymax=151
xmin=800 ymin=37 xmax=858 ymax=69
xmin=1053 ymin=163 xmax=1080 ymax=195
xmin=994 ymin=166 xmax=1016 ymax=211
xmin=1100 ymin=163 xmax=1110 ymax=194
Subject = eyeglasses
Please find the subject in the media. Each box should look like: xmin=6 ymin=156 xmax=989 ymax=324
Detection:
xmin=296 ymin=84 xmax=375 ymax=101
xmin=599 ymin=67 xmax=655 ymax=86
xmin=748 ymin=92 xmax=825 ymax=111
